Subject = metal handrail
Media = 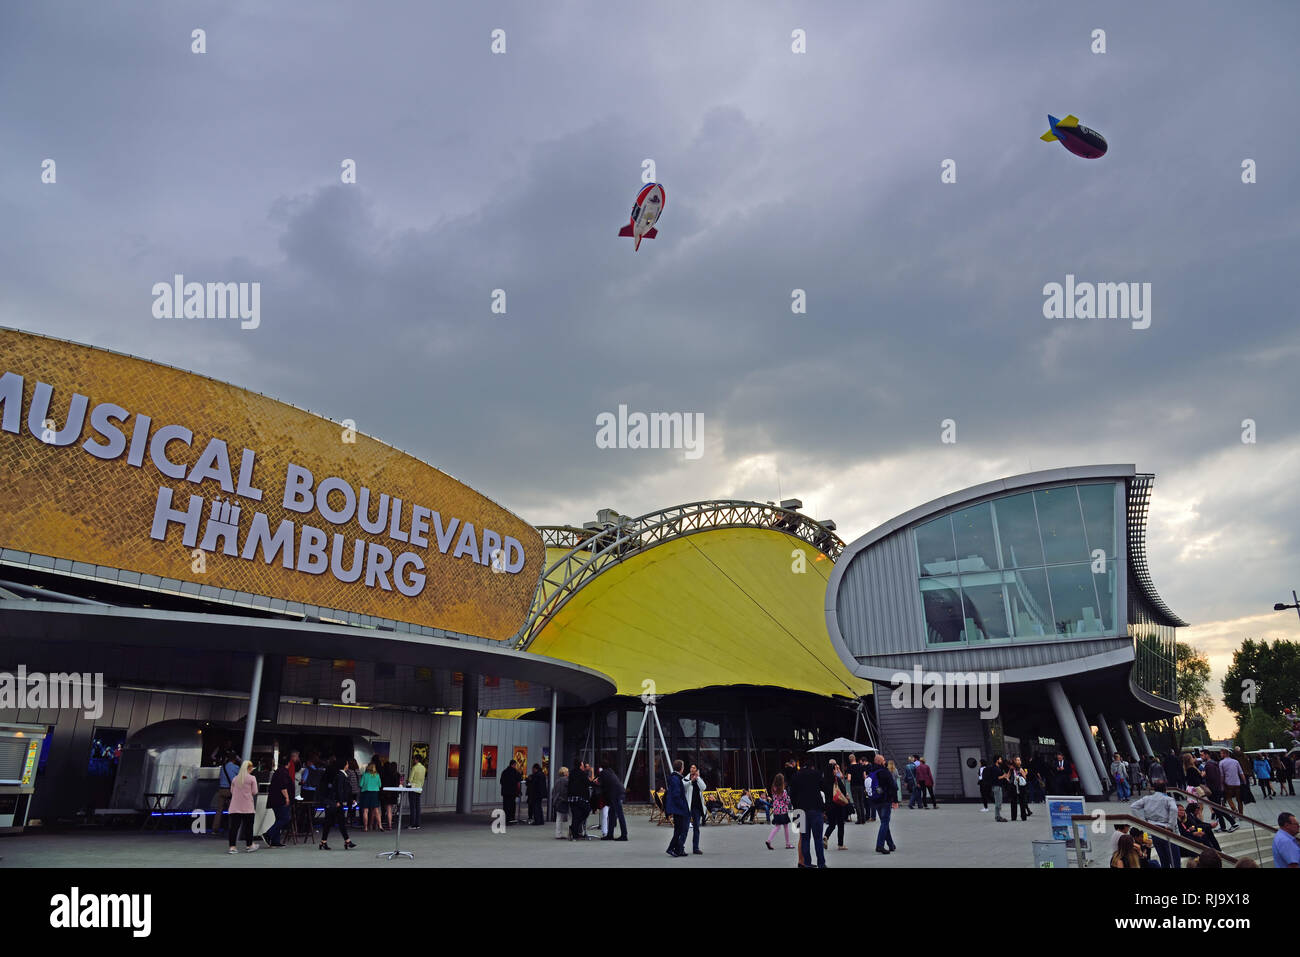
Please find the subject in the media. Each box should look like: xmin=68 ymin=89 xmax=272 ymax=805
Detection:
xmin=519 ymin=500 xmax=844 ymax=650
xmin=1070 ymin=813 xmax=1240 ymax=868
xmin=1169 ymin=787 xmax=1278 ymax=862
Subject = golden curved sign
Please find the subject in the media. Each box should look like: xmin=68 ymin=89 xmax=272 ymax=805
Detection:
xmin=0 ymin=329 xmax=540 ymax=641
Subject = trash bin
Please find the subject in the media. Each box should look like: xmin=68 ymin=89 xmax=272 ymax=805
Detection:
xmin=1032 ymin=839 xmax=1068 ymax=868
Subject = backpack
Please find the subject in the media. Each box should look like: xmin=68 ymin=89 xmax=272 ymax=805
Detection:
xmin=865 ymin=766 xmax=885 ymax=801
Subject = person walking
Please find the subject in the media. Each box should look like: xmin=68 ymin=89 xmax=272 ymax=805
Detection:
xmin=568 ymin=758 xmax=592 ymax=840
xmin=498 ymin=758 xmax=522 ymax=825
xmin=684 ymin=764 xmax=708 ymax=855
xmin=664 ymin=759 xmax=690 ymax=858
xmin=1110 ymin=752 xmax=1131 ymax=801
xmin=1131 ymin=784 xmax=1179 ymax=869
xmin=225 ymin=759 xmax=260 ymax=854
xmin=599 ymin=763 xmax=628 ymax=841
xmin=1126 ymin=754 xmax=1144 ymax=798
xmin=380 ymin=756 xmax=401 ymax=830
xmin=213 ymin=751 xmax=240 ymax=835
xmin=868 ymin=753 xmax=899 ymax=854
xmin=765 ymin=773 xmax=794 ymax=850
xmin=1253 ymin=754 xmax=1275 ymax=799
xmin=344 ymin=758 xmax=362 ymax=826
xmin=914 ymin=757 xmax=936 ymax=808
xmin=903 ymin=755 xmax=920 ymax=809
xmin=790 ymin=756 xmax=827 ymax=868
xmin=525 ymin=763 xmax=547 ymax=825
xmin=1009 ymin=756 xmax=1032 ymax=821
xmin=263 ymin=758 xmax=294 ymax=848
xmin=318 ymin=757 xmax=357 ymax=851
xmin=406 ymin=756 xmax=426 ymax=829
xmin=823 ymin=760 xmax=850 ymax=851
xmin=1219 ymin=748 xmax=1245 ymax=814
xmin=551 ymin=767 xmax=570 ymax=839
xmin=991 ymin=756 xmax=1010 ymax=822
xmin=1201 ymin=751 xmax=1238 ymax=833
xmin=977 ymin=759 xmax=993 ymax=812
xmin=359 ymin=761 xmax=383 ymax=831
xmin=846 ymin=754 xmax=869 ymax=825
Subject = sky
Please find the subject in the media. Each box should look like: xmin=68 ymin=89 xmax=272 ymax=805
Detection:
xmin=2 ymin=1 xmax=1297 ymax=737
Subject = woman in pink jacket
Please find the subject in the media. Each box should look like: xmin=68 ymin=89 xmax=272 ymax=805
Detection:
xmin=227 ymin=760 xmax=261 ymax=854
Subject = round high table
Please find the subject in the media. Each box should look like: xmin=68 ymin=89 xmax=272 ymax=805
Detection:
xmin=378 ymin=786 xmax=422 ymax=860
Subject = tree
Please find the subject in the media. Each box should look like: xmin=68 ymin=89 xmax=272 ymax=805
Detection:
xmin=1148 ymin=641 xmax=1213 ymax=750
xmin=1221 ymin=638 xmax=1300 ymax=723
xmin=1237 ymin=708 xmax=1287 ymax=752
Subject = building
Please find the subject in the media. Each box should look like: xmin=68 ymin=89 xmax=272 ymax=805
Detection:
xmin=0 ymin=328 xmax=613 ymax=824
xmin=826 ymin=465 xmax=1185 ymax=799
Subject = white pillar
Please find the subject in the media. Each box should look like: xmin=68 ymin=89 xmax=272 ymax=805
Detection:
xmin=1074 ymin=703 xmax=1108 ymax=788
xmin=1046 ymin=681 xmax=1103 ymax=797
xmin=1096 ymin=713 xmax=1119 ymax=761
xmin=548 ymin=689 xmax=558 ymax=819
xmin=1135 ymin=723 xmax=1156 ymax=760
xmin=240 ymin=654 xmax=264 ymax=766
xmin=1118 ymin=722 xmax=1139 ymax=762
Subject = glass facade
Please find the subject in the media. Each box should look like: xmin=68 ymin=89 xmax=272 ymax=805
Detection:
xmin=915 ymin=482 xmax=1119 ymax=646
xmin=1129 ymin=616 xmax=1177 ymax=702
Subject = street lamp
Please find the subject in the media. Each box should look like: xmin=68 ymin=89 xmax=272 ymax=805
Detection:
xmin=1275 ymin=590 xmax=1300 ymax=624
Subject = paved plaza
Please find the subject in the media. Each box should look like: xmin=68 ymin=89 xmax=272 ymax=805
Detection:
xmin=7 ymin=796 xmax=1294 ymax=868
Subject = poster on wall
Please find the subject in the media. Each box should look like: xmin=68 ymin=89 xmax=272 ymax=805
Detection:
xmin=410 ymin=742 xmax=429 ymax=774
xmin=514 ymin=746 xmax=528 ymax=772
xmin=480 ymin=745 xmax=498 ymax=778
xmin=542 ymin=747 xmax=550 ymax=777
xmin=447 ymin=744 xmax=461 ymax=779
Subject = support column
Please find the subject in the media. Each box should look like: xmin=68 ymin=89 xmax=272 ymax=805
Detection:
xmin=240 ymin=654 xmax=264 ymax=765
xmin=1074 ymin=703 xmax=1108 ymax=789
xmin=456 ymin=674 xmax=480 ymax=814
xmin=1096 ymin=713 xmax=1119 ymax=762
xmin=1046 ymin=681 xmax=1103 ymax=798
xmin=1135 ymin=723 xmax=1156 ymax=759
xmin=922 ymin=706 xmax=943 ymax=796
xmin=548 ymin=689 xmax=558 ymax=819
xmin=1118 ymin=722 xmax=1139 ymax=763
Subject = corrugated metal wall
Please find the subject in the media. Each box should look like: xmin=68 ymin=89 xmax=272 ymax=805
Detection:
xmin=1 ymin=689 xmax=557 ymax=821
xmin=876 ymin=701 xmax=984 ymax=799
xmin=835 ymin=529 xmax=926 ymax=658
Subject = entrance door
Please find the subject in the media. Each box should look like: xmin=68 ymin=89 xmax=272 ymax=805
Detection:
xmin=959 ymin=747 xmax=981 ymax=798
xmin=1004 ymin=736 xmax=1021 ymax=759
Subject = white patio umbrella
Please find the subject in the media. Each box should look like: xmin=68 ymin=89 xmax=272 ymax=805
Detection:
xmin=809 ymin=737 xmax=875 ymax=754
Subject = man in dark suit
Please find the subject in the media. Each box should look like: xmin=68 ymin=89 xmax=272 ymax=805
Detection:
xmin=500 ymin=759 xmax=522 ymax=824
xmin=526 ymin=763 xmax=548 ymax=825
xmin=599 ymin=764 xmax=629 ymax=841
xmin=664 ymin=759 xmax=690 ymax=857
xmin=1050 ymin=752 xmax=1071 ymax=793
xmin=790 ymin=756 xmax=826 ymax=868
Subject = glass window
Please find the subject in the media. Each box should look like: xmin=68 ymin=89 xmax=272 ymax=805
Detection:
xmin=1004 ymin=566 xmax=1053 ymax=638
xmin=952 ymin=503 xmax=999 ymax=572
xmin=1093 ymin=559 xmax=1117 ymax=632
xmin=1046 ymin=563 xmax=1104 ymax=635
xmin=920 ymin=576 xmax=965 ymax=643
xmin=1078 ymin=483 xmax=1117 ymax=561
xmin=1034 ymin=487 xmax=1089 ymax=564
xmin=915 ymin=516 xmax=957 ymax=576
xmin=993 ymin=493 xmax=1043 ymax=568
xmin=958 ymin=577 xmax=1010 ymax=641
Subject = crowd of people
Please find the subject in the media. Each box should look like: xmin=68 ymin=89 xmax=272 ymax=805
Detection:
xmin=209 ymin=748 xmax=426 ymax=854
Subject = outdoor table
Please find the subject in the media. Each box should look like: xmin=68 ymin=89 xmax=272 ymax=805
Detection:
xmin=378 ymin=786 xmax=421 ymax=860
xmin=142 ymin=792 xmax=173 ymax=830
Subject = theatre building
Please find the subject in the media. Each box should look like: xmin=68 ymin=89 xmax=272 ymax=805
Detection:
xmin=0 ymin=328 xmax=612 ymax=825
xmin=826 ymin=465 xmax=1185 ymax=799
